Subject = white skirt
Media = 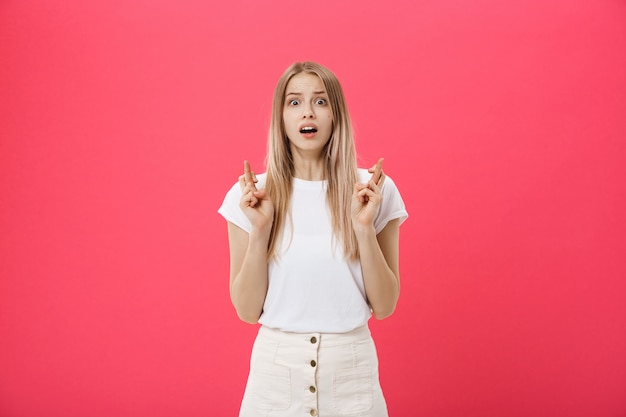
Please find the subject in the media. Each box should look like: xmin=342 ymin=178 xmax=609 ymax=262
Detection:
xmin=239 ymin=325 xmax=389 ymax=417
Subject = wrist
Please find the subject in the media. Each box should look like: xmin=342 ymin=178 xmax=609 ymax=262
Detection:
xmin=250 ymin=224 xmax=273 ymax=241
xmin=353 ymin=223 xmax=376 ymax=240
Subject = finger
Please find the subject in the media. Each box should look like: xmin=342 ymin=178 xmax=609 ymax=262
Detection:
xmin=243 ymin=160 xmax=257 ymax=191
xmin=358 ymin=187 xmax=376 ymax=197
xmin=244 ymin=160 xmax=254 ymax=183
xmin=367 ymin=178 xmax=381 ymax=194
xmin=239 ymin=173 xmax=257 ymax=191
xmin=353 ymin=183 xmax=366 ymax=203
xmin=369 ymin=158 xmax=384 ymax=185
xmin=357 ymin=188 xmax=372 ymax=204
xmin=240 ymin=191 xmax=258 ymax=208
xmin=378 ymin=170 xmax=386 ymax=187
xmin=249 ymin=190 xmax=259 ymax=207
xmin=367 ymin=157 xmax=384 ymax=173
xmin=252 ymin=189 xmax=268 ymax=207
xmin=359 ymin=187 xmax=382 ymax=205
xmin=353 ymin=182 xmax=368 ymax=195
xmin=242 ymin=180 xmax=259 ymax=199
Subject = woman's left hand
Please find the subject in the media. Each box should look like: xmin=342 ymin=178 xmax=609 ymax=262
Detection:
xmin=351 ymin=158 xmax=386 ymax=230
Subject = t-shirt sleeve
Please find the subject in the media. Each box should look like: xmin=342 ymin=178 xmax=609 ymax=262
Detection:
xmin=374 ymin=175 xmax=409 ymax=234
xmin=217 ymin=182 xmax=252 ymax=233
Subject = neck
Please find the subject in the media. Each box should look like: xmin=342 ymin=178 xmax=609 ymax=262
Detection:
xmin=291 ymin=153 xmax=326 ymax=181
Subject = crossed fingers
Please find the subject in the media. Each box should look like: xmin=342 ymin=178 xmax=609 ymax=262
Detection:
xmin=239 ymin=160 xmax=259 ymax=207
xmin=368 ymin=157 xmax=385 ymax=187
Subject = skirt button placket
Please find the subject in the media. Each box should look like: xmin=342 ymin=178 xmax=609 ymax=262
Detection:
xmin=304 ymin=333 xmax=320 ymax=416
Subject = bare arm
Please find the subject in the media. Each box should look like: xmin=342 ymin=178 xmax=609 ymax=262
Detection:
xmin=352 ymin=159 xmax=401 ymax=319
xmin=227 ymin=161 xmax=274 ymax=323
xmin=355 ymin=219 xmax=400 ymax=319
xmin=227 ymin=222 xmax=271 ymax=323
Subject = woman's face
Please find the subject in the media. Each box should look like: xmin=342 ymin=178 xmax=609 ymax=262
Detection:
xmin=282 ymin=72 xmax=333 ymax=158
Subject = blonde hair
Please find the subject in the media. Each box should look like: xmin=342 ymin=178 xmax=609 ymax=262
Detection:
xmin=265 ymin=62 xmax=359 ymax=260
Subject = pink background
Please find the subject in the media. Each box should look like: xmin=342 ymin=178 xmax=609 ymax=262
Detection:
xmin=1 ymin=0 xmax=625 ymax=416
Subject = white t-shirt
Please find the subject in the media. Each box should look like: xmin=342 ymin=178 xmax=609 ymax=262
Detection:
xmin=218 ymin=168 xmax=408 ymax=333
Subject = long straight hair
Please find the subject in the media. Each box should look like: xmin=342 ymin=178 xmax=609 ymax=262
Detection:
xmin=265 ymin=62 xmax=359 ymax=260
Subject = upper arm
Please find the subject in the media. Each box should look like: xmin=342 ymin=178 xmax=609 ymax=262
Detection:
xmin=376 ymin=218 xmax=401 ymax=281
xmin=226 ymin=221 xmax=249 ymax=286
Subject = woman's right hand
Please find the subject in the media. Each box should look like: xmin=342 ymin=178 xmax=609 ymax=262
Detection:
xmin=238 ymin=160 xmax=274 ymax=232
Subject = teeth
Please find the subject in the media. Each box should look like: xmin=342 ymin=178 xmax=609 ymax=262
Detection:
xmin=301 ymin=127 xmax=316 ymax=132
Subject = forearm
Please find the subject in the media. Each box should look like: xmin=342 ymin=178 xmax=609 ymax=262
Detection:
xmin=355 ymin=225 xmax=400 ymax=319
xmin=230 ymin=228 xmax=270 ymax=323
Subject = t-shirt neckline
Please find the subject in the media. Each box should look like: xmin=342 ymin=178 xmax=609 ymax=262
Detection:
xmin=292 ymin=177 xmax=327 ymax=189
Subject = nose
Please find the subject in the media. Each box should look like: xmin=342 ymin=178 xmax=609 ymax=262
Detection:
xmin=302 ymin=103 xmax=315 ymax=118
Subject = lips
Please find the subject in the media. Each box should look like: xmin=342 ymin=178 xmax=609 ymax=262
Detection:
xmin=299 ymin=124 xmax=318 ymax=134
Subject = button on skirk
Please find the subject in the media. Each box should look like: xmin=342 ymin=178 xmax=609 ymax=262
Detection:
xmin=310 ymin=336 xmax=317 ymax=344
xmin=309 ymin=386 xmax=316 ymax=393
xmin=310 ymin=410 xmax=318 ymax=416
xmin=310 ymin=359 xmax=317 ymax=367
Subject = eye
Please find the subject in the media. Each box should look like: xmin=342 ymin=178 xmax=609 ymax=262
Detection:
xmin=288 ymin=99 xmax=300 ymax=106
xmin=315 ymin=98 xmax=327 ymax=105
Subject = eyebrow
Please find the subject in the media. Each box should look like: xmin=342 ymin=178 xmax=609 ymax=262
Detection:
xmin=285 ymin=90 xmax=327 ymax=97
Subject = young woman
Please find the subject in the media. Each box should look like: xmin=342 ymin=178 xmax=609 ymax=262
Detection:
xmin=218 ymin=62 xmax=408 ymax=417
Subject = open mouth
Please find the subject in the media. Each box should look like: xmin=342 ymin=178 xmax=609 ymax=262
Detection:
xmin=300 ymin=126 xmax=318 ymax=134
